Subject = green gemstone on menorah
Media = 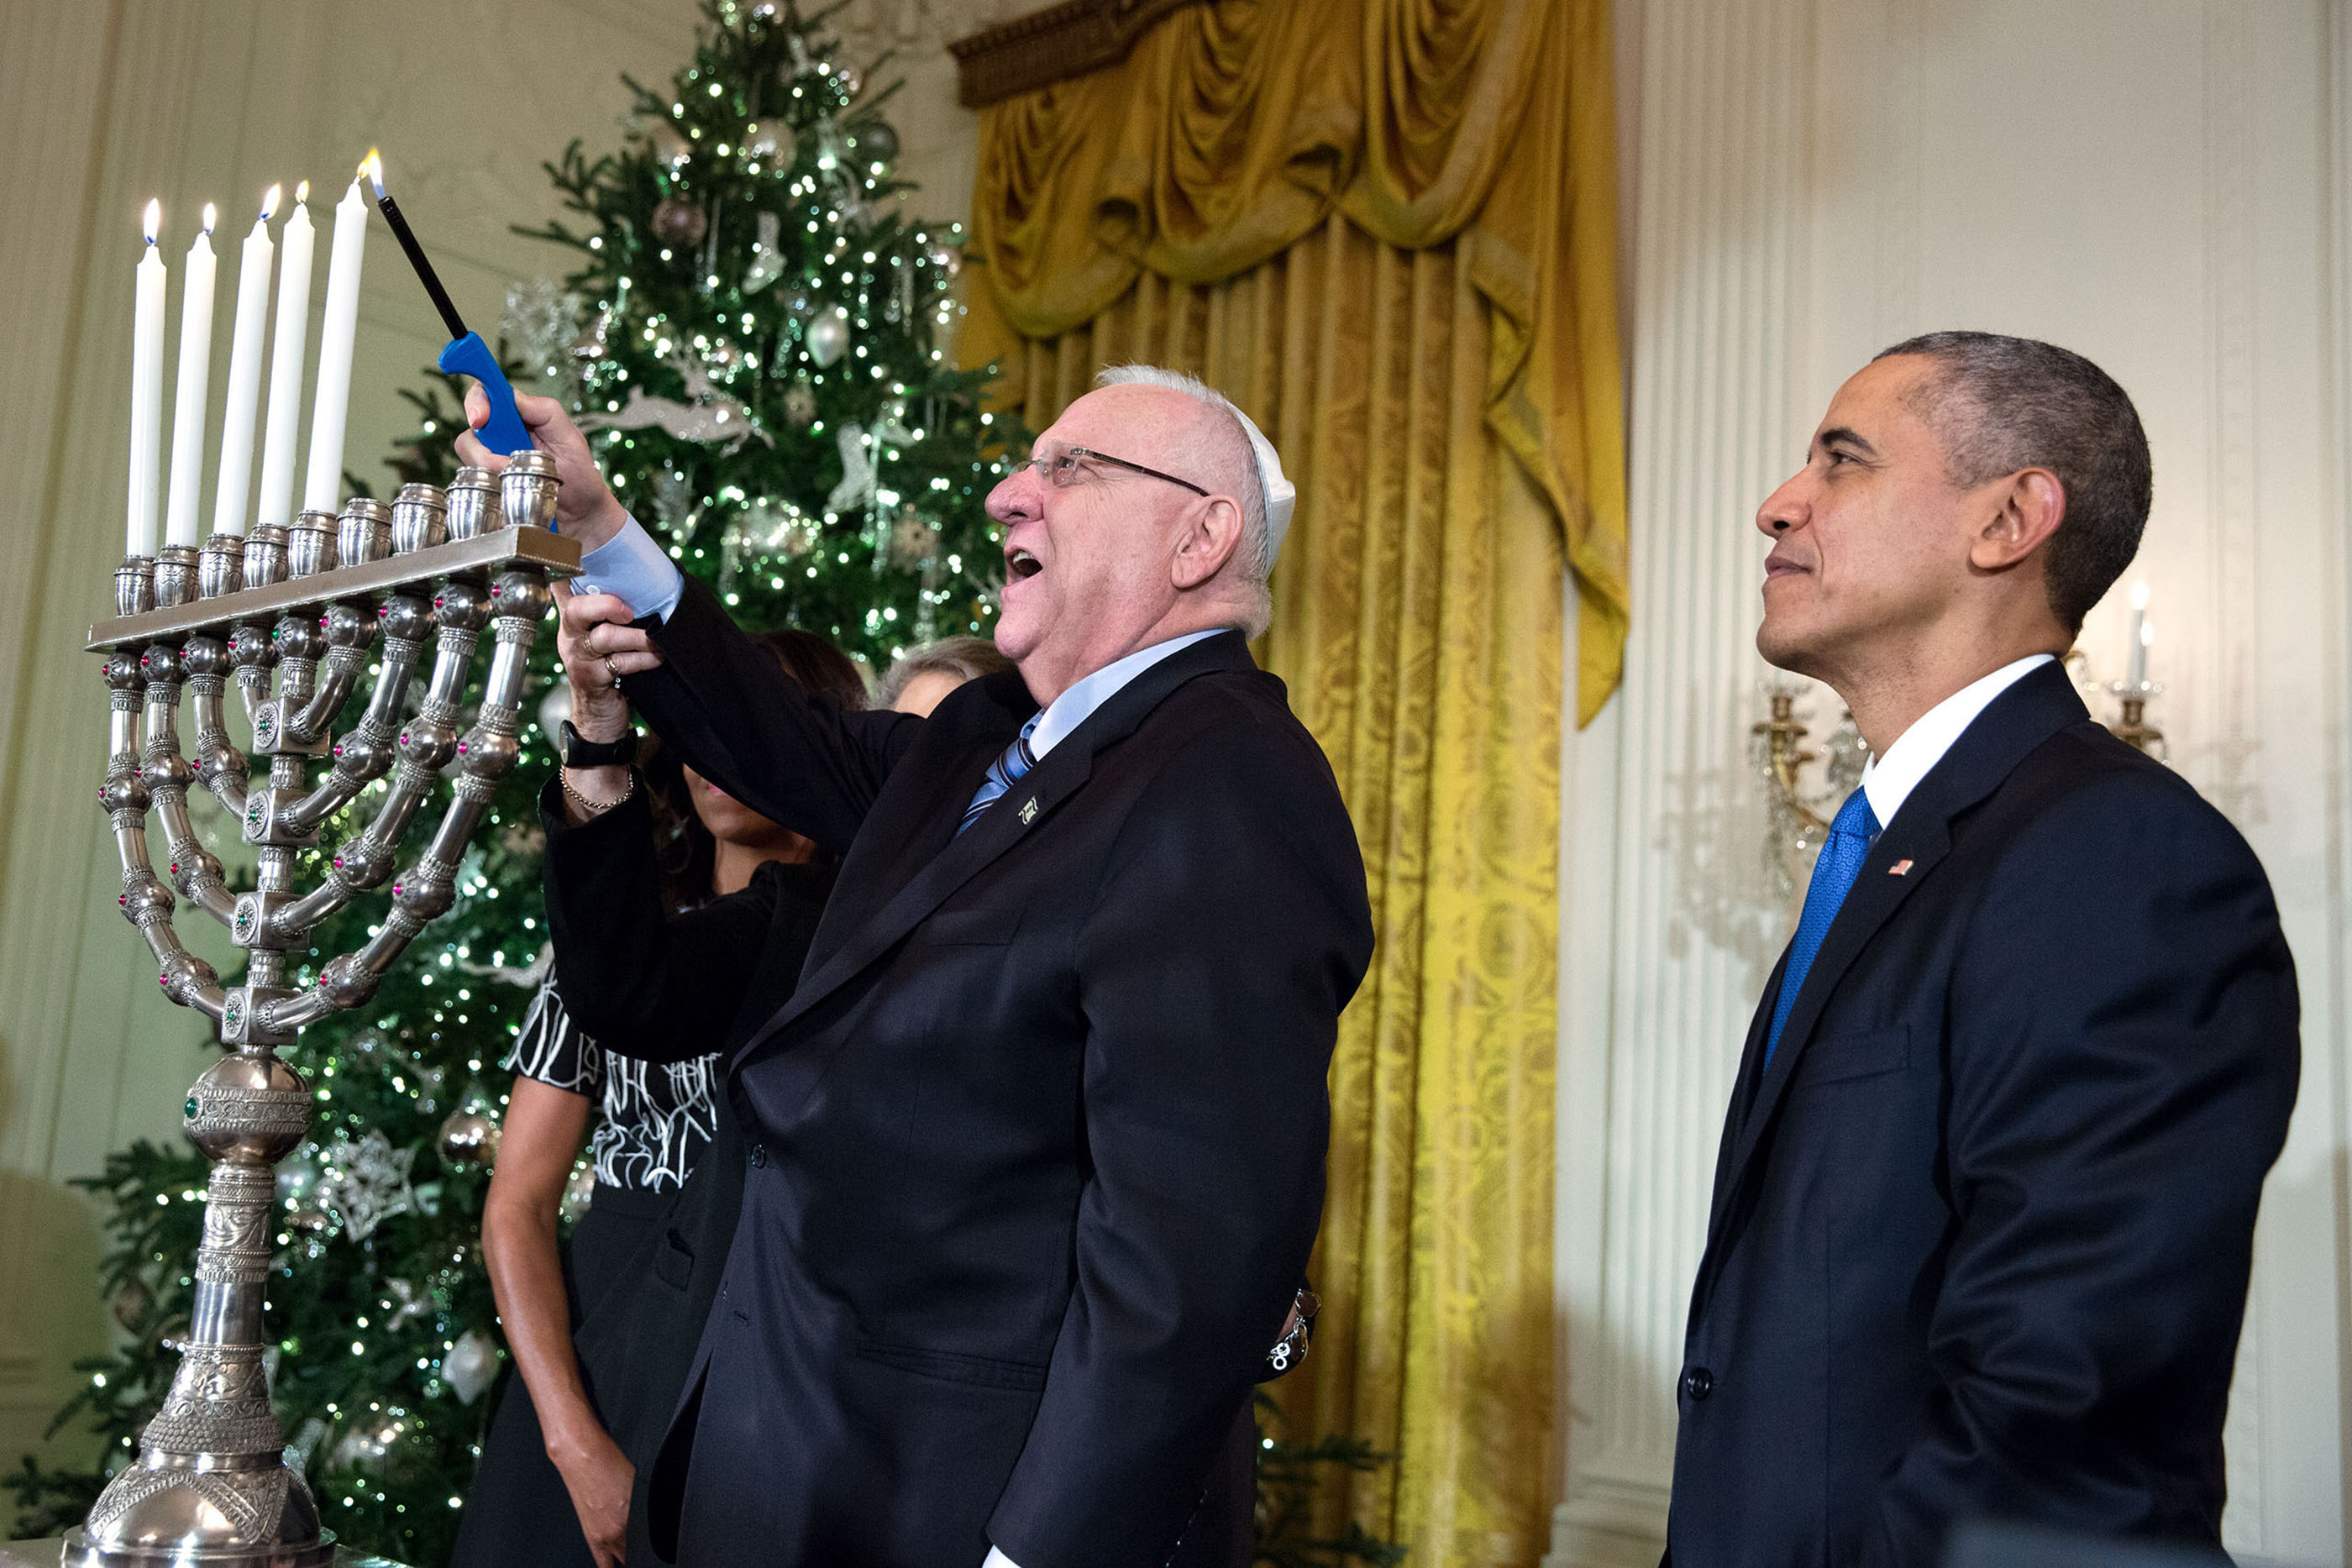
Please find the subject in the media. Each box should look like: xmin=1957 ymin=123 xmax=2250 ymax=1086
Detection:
xmin=184 ymin=1096 xmax=199 ymax=1119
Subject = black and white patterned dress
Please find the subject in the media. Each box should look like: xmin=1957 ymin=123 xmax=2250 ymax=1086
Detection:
xmin=505 ymin=978 xmax=722 ymax=1193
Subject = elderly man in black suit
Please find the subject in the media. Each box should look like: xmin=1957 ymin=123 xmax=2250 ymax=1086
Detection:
xmin=1667 ymin=333 xmax=2300 ymax=1566
xmin=457 ymin=366 xmax=1372 ymax=1568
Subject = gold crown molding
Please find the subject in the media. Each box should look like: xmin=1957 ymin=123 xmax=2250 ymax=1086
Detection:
xmin=948 ymin=0 xmax=1208 ymax=108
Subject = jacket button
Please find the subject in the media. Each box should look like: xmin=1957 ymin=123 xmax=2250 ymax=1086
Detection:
xmin=1681 ymin=1366 xmax=1714 ymax=1403
xmin=749 ymin=1142 xmax=768 ymax=1168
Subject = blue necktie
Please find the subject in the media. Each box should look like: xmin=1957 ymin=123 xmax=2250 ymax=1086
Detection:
xmin=958 ymin=716 xmax=1042 ymax=835
xmin=1765 ymin=787 xmax=1881 ymax=1065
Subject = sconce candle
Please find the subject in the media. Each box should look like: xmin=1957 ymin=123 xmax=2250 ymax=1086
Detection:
xmin=2125 ymin=580 xmax=2150 ymax=689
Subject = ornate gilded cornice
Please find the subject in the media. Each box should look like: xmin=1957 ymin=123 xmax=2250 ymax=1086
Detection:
xmin=948 ymin=0 xmax=1208 ymax=108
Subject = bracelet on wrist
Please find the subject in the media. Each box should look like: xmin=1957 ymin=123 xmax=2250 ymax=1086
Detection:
xmin=561 ymin=767 xmax=636 ymax=820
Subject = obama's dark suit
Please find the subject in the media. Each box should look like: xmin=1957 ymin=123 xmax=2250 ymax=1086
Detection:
xmin=1667 ymin=661 xmax=2299 ymax=1566
xmin=544 ymin=579 xmax=1373 ymax=1568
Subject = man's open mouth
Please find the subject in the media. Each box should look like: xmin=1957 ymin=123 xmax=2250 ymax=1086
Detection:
xmin=1007 ymin=548 xmax=1043 ymax=580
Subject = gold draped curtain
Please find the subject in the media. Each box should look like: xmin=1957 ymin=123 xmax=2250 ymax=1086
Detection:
xmin=961 ymin=2 xmax=1624 ymax=1558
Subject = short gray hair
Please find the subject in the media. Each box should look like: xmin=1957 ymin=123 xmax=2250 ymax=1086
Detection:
xmin=1096 ymin=364 xmax=1273 ymax=636
xmin=1873 ymin=331 xmax=2150 ymax=632
xmin=878 ymin=635 xmax=1014 ymax=709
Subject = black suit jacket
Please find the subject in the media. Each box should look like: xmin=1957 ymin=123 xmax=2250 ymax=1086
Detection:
xmin=547 ymin=580 xmax=1374 ymax=1568
xmin=1667 ymin=661 xmax=2299 ymax=1567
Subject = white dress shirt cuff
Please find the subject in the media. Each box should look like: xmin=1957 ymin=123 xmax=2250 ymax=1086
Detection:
xmin=572 ymin=513 xmax=685 ymax=622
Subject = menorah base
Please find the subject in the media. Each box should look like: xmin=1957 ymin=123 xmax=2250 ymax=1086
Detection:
xmin=58 ymin=1542 xmax=338 ymax=1568
xmin=59 ymin=1456 xmax=336 ymax=1568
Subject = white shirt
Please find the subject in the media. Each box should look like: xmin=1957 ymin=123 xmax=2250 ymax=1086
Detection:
xmin=1026 ymin=628 xmax=1225 ymax=758
xmin=1858 ymin=653 xmax=2055 ymax=830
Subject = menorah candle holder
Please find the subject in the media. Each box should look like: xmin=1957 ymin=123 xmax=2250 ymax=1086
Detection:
xmin=66 ymin=452 xmax=575 ymax=1568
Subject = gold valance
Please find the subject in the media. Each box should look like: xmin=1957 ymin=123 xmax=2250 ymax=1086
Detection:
xmin=963 ymin=0 xmax=1629 ymax=721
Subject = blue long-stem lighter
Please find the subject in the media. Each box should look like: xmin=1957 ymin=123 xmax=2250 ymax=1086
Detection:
xmin=363 ymin=151 xmax=534 ymax=462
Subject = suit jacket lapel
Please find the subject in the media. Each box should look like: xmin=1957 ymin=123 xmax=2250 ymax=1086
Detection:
xmin=741 ymin=631 xmax=1258 ymax=1061
xmin=1692 ymin=661 xmax=2095 ymax=1308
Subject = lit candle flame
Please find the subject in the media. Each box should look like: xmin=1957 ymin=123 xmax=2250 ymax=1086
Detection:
xmin=143 ymin=198 xmax=160 ymax=244
xmin=296 ymin=180 xmax=310 ymax=204
xmin=364 ymin=149 xmax=386 ymax=200
xmin=260 ymin=183 xmax=282 ymax=222
xmin=201 ymin=202 xmax=218 ymax=235
xmin=2130 ymin=579 xmax=2150 ymax=611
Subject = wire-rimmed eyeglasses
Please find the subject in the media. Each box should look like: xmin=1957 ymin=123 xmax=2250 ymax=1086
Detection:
xmin=1018 ymin=444 xmax=1209 ymax=496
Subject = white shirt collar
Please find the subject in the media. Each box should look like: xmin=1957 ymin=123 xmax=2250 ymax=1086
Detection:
xmin=1026 ymin=629 xmax=1227 ymax=759
xmin=1858 ymin=653 xmax=2055 ymax=831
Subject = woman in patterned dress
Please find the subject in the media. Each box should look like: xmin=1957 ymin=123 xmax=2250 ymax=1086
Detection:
xmin=452 ymin=630 xmax=866 ymax=1568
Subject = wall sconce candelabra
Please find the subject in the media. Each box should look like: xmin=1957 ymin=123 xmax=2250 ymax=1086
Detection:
xmin=1751 ymin=680 xmax=1868 ymax=899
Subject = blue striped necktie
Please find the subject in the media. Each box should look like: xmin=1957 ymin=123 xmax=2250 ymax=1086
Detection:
xmin=958 ymin=716 xmax=1042 ymax=836
xmin=1765 ymin=787 xmax=1881 ymax=1065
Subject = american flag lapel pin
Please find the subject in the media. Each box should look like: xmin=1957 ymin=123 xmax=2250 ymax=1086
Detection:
xmin=1888 ymin=858 xmax=1914 ymax=876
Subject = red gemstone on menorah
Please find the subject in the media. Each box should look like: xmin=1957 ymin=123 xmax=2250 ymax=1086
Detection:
xmin=457 ymin=742 xmax=468 ymax=753
xmin=332 ymin=857 xmax=343 ymax=868
xmin=392 ymin=883 xmax=404 ymax=896
xmin=119 ymin=894 xmax=127 ymax=905
xmin=434 ymin=595 xmax=444 ymax=608
xmin=378 ymin=606 xmax=389 ymax=617
xmin=333 ymin=744 xmax=343 ymax=757
xmin=170 ymin=863 xmax=179 ymax=874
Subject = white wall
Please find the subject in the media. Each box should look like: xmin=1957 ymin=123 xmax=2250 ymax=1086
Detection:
xmin=1552 ymin=2 xmax=2352 ymax=1564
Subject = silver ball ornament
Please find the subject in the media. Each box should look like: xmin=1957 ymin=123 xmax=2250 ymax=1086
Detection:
xmin=442 ymin=1328 xmax=501 ymax=1406
xmin=806 ymin=306 xmax=851 ymax=369
xmin=537 ymin=681 xmax=573 ymax=740
xmin=437 ymin=1109 xmax=500 ymax=1168
xmin=647 ymin=119 xmax=692 ymax=171
xmin=746 ymin=121 xmax=792 ymax=164
xmin=850 ymin=121 xmax=898 ymax=168
xmin=652 ymin=197 xmax=708 ymax=249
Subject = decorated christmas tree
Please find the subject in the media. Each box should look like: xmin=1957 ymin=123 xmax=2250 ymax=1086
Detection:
xmin=12 ymin=3 xmax=1008 ymax=1561
xmin=390 ymin=0 xmax=1010 ymax=665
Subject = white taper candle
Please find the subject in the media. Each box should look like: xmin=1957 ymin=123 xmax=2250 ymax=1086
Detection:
xmin=255 ymin=183 xmax=315 ymax=532
xmin=210 ymin=186 xmax=279 ymax=538
xmin=162 ymin=204 xmax=218 ymax=549
xmin=128 ymin=201 xmax=166 ymax=558
xmin=302 ymin=176 xmax=369 ymax=515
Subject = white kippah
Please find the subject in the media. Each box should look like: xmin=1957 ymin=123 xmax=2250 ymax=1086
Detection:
xmin=1228 ymin=405 xmax=1297 ymax=563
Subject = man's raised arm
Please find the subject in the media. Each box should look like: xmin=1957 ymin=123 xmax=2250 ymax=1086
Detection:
xmin=459 ymin=383 xmax=921 ymax=852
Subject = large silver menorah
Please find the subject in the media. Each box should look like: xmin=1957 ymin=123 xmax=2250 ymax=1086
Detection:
xmin=68 ymin=456 xmax=576 ymax=1568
